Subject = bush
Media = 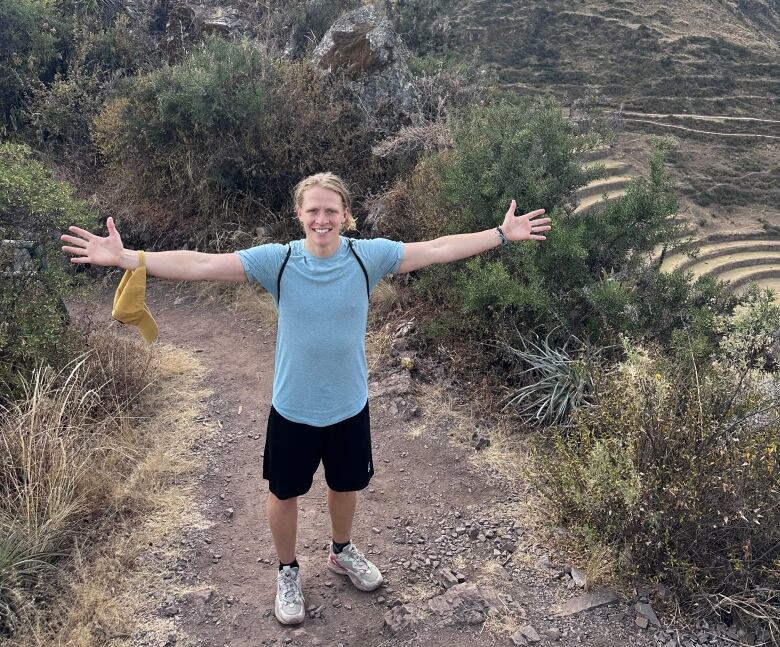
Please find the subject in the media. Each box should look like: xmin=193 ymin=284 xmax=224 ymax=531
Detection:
xmin=25 ymin=15 xmax=158 ymax=164
xmin=534 ymin=339 xmax=780 ymax=634
xmin=0 ymin=143 xmax=96 ymax=399
xmin=398 ymin=100 xmax=698 ymax=350
xmin=396 ymin=98 xmax=597 ymax=339
xmin=94 ymin=37 xmax=388 ymax=247
xmin=715 ymin=287 xmax=780 ymax=371
xmin=440 ymin=98 xmax=592 ymax=233
xmin=0 ymin=0 xmax=62 ymax=133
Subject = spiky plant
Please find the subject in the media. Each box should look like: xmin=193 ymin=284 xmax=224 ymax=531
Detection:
xmin=495 ymin=332 xmax=601 ymax=427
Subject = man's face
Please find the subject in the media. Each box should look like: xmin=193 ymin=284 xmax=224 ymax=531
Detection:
xmin=297 ymin=186 xmax=348 ymax=250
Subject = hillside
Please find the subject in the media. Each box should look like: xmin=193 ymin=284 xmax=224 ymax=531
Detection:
xmin=451 ymin=0 xmax=779 ymax=118
xmin=444 ymin=0 xmax=779 ymax=229
xmin=430 ymin=0 xmax=780 ymax=295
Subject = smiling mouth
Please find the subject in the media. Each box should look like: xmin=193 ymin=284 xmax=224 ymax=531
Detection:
xmin=313 ymin=228 xmax=332 ymax=233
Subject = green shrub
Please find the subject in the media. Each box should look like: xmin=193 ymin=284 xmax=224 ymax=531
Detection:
xmin=440 ymin=98 xmax=593 ymax=233
xmin=410 ymin=102 xmax=695 ymax=348
xmin=0 ymin=0 xmax=62 ymax=133
xmin=25 ymin=15 xmax=157 ymax=163
xmin=402 ymin=98 xmax=599 ymax=340
xmin=534 ymin=340 xmax=780 ymax=633
xmin=583 ymin=146 xmax=679 ymax=275
xmin=94 ymin=37 xmax=387 ymax=246
xmin=0 ymin=143 xmax=96 ymax=399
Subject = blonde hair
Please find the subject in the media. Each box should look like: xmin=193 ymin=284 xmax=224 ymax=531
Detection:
xmin=293 ymin=172 xmax=357 ymax=232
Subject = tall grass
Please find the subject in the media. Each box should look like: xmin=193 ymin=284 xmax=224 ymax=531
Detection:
xmin=0 ymin=331 xmax=153 ymax=638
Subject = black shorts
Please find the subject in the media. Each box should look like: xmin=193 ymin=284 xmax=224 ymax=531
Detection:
xmin=262 ymin=401 xmax=374 ymax=500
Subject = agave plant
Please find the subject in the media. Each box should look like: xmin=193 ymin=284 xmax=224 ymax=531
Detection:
xmin=494 ymin=331 xmax=602 ymax=427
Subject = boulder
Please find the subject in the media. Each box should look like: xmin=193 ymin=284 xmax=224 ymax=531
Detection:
xmin=312 ymin=6 xmax=417 ymax=116
xmin=435 ymin=567 xmax=460 ymax=589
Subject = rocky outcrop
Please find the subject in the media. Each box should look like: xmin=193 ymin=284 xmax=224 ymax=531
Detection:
xmin=312 ymin=6 xmax=418 ymax=117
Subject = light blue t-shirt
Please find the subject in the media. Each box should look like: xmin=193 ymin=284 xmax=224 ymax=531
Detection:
xmin=236 ymin=236 xmax=404 ymax=426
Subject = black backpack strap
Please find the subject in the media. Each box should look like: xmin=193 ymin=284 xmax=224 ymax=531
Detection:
xmin=276 ymin=244 xmax=292 ymax=303
xmin=347 ymin=238 xmax=370 ymax=299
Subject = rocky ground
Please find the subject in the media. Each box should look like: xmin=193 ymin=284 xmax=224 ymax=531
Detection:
xmin=119 ymin=283 xmax=755 ymax=647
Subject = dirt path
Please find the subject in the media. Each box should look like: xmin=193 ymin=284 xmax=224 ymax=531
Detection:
xmin=619 ymin=111 xmax=780 ymax=125
xmin=620 ymin=118 xmax=780 ymax=140
xmin=125 ymin=282 xmax=663 ymax=647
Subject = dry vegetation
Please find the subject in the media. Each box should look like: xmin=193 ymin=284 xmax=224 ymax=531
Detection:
xmin=1 ymin=328 xmax=213 ymax=645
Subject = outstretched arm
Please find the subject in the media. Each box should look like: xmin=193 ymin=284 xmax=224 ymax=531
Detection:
xmin=61 ymin=217 xmax=246 ymax=282
xmin=397 ymin=201 xmax=551 ymax=274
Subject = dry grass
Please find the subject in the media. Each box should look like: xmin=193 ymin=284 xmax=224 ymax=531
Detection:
xmin=468 ymin=421 xmax=529 ymax=485
xmin=230 ymin=284 xmax=278 ymax=327
xmin=410 ymin=381 xmax=478 ymax=444
xmin=190 ymin=281 xmax=279 ymax=327
xmin=582 ymin=544 xmax=619 ymax=592
xmin=482 ymin=606 xmax=521 ymax=640
xmin=476 ymin=561 xmax=520 ymax=639
xmin=370 ymin=278 xmax=413 ymax=321
xmin=476 ymin=559 xmax=509 ymax=582
xmin=400 ymin=581 xmax=438 ymax=605
xmin=371 ymin=122 xmax=453 ymax=159
xmin=2 ymin=333 xmax=212 ymax=646
xmin=365 ymin=319 xmax=398 ymax=377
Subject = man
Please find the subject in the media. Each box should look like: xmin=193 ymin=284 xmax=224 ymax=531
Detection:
xmin=61 ymin=172 xmax=551 ymax=625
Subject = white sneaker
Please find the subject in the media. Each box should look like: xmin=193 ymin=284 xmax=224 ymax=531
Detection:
xmin=275 ymin=565 xmax=305 ymax=625
xmin=327 ymin=542 xmax=383 ymax=592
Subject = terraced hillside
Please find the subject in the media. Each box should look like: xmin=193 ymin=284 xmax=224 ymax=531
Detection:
xmin=452 ymin=0 xmax=780 ymax=119
xmin=443 ymin=0 xmax=780 ymax=241
xmin=660 ymin=233 xmax=780 ymax=300
xmin=575 ymin=147 xmax=634 ymax=215
xmin=577 ymin=146 xmax=780 ymax=301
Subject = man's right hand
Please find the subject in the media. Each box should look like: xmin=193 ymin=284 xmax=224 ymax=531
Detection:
xmin=61 ymin=216 xmax=136 ymax=269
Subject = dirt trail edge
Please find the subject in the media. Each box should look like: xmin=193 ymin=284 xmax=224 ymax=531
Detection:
xmin=127 ymin=283 xmax=657 ymax=647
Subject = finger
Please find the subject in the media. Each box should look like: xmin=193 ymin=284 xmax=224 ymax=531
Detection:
xmin=520 ymin=208 xmax=546 ymax=219
xmin=531 ymin=226 xmax=552 ymax=233
xmin=107 ymin=217 xmax=118 ymax=236
xmin=62 ymin=245 xmax=89 ymax=256
xmin=68 ymin=225 xmax=96 ymax=240
xmin=60 ymin=234 xmax=89 ymax=247
xmin=506 ymin=199 xmax=517 ymax=216
xmin=529 ymin=216 xmax=552 ymax=225
xmin=530 ymin=235 xmax=547 ymax=241
xmin=69 ymin=256 xmax=91 ymax=264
